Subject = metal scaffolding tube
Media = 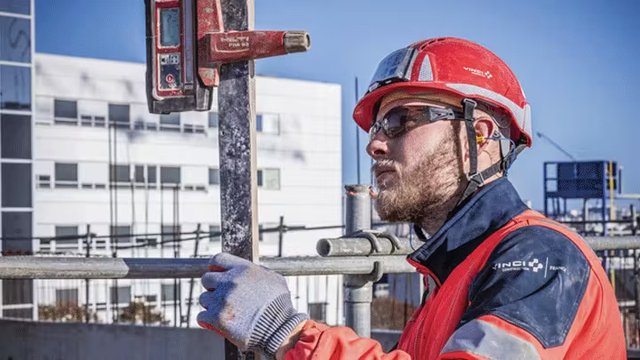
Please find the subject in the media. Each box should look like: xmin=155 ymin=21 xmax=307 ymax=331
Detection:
xmin=1 ymin=237 xmax=638 ymax=280
xmin=317 ymin=236 xmax=413 ymax=257
xmin=585 ymin=236 xmax=640 ymax=251
xmin=318 ymin=235 xmax=640 ymax=257
xmin=343 ymin=184 xmax=374 ymax=338
xmin=0 ymin=255 xmax=414 ymax=279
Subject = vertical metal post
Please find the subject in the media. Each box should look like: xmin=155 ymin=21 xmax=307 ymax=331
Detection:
xmin=345 ymin=185 xmax=371 ymax=235
xmin=219 ymin=0 xmax=258 ymax=358
xmin=343 ymin=185 xmax=373 ymax=337
xmin=84 ymin=225 xmax=92 ymax=323
xmin=218 ymin=0 xmax=258 ymax=261
xmin=631 ymin=204 xmax=637 ymax=236
xmin=186 ymin=224 xmax=201 ymax=328
xmin=602 ymin=162 xmax=608 ymax=236
xmin=543 ymin=163 xmax=548 ymax=217
xmin=278 ymin=215 xmax=284 ymax=257
xmin=582 ymin=199 xmax=588 ymax=234
xmin=173 ymin=186 xmax=179 ymax=327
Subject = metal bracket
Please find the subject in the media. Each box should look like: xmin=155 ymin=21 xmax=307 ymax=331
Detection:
xmin=343 ymin=229 xmax=402 ymax=255
xmin=344 ymin=260 xmax=384 ymax=286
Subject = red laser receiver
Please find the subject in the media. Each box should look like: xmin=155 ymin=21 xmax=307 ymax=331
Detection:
xmin=145 ymin=0 xmax=310 ymax=114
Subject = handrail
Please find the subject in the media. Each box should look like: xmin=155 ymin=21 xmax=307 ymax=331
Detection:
xmin=0 ymin=255 xmax=414 ymax=279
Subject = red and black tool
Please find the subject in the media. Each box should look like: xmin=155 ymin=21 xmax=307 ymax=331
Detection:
xmin=145 ymin=0 xmax=310 ymax=114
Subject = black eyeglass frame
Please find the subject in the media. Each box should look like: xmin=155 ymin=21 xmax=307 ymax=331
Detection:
xmin=368 ymin=105 xmax=464 ymax=142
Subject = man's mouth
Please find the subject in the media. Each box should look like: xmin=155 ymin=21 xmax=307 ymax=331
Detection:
xmin=373 ymin=163 xmax=397 ymax=187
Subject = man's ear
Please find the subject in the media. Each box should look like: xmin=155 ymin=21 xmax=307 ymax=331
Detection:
xmin=473 ymin=117 xmax=496 ymax=149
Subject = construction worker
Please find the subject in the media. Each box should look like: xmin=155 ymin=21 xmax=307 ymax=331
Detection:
xmin=198 ymin=37 xmax=626 ymax=359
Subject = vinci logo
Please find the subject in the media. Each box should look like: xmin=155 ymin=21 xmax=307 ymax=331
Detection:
xmin=463 ymin=66 xmax=493 ymax=79
xmin=492 ymin=257 xmax=547 ymax=274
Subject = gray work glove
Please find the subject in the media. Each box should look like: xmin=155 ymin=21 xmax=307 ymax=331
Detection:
xmin=197 ymin=253 xmax=308 ymax=358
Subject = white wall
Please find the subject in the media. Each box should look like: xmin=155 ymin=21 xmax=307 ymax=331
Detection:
xmin=33 ymin=53 xmax=344 ymax=326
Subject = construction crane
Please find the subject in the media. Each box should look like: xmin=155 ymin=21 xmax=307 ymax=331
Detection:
xmin=536 ymin=131 xmax=577 ymax=161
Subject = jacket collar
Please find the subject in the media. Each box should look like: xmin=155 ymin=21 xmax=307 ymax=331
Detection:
xmin=408 ymin=178 xmax=528 ymax=285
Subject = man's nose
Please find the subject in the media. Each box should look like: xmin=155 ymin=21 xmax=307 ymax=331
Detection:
xmin=366 ymin=131 xmax=390 ymax=160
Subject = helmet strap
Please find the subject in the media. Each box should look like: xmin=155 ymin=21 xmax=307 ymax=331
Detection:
xmin=456 ymin=100 xmax=527 ymax=207
xmin=456 ymin=99 xmax=480 ymax=205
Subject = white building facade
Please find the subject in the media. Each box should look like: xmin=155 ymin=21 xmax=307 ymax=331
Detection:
xmin=31 ymin=53 xmax=344 ymax=326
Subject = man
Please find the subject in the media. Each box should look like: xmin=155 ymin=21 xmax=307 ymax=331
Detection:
xmin=198 ymin=37 xmax=625 ymax=359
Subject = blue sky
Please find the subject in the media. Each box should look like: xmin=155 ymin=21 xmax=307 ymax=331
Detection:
xmin=35 ymin=0 xmax=640 ymax=209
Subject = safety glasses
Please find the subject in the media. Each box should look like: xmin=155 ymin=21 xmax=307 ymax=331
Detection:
xmin=369 ymin=105 xmax=463 ymax=142
xmin=367 ymin=47 xmax=417 ymax=93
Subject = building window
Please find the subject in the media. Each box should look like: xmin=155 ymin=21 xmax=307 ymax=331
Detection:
xmin=143 ymin=295 xmax=157 ymax=305
xmin=160 ymin=166 xmax=180 ymax=188
xmin=94 ymin=116 xmax=106 ymax=127
xmin=2 ymin=163 xmax=31 ymax=207
xmin=80 ymin=115 xmax=92 ymax=127
xmin=159 ymin=113 xmax=180 ymax=132
xmin=110 ymin=225 xmax=131 ymax=246
xmin=161 ymin=225 xmax=180 ymax=248
xmin=256 ymin=113 xmax=280 ymax=134
xmin=147 ymin=165 xmax=157 ymax=188
xmin=55 ymin=225 xmax=79 ymax=249
xmin=308 ymin=302 xmax=328 ymax=322
xmin=3 ymin=308 xmax=32 ymax=319
xmin=208 ymin=168 xmax=220 ymax=186
xmin=37 ymin=175 xmax=51 ymax=188
xmin=0 ymin=65 xmax=31 ymax=111
xmin=110 ymin=286 xmax=131 ymax=305
xmin=209 ymin=225 xmax=221 ymax=243
xmin=161 ymin=283 xmax=177 ymax=303
xmin=54 ymin=163 xmax=78 ymax=188
xmin=208 ymin=112 xmax=218 ymax=128
xmin=0 ymin=2 xmax=30 ymax=15
xmin=53 ymin=99 xmax=78 ymax=125
xmin=1 ymin=114 xmax=31 ymax=159
xmin=0 ymin=16 xmax=30 ymax=63
xmin=257 ymin=168 xmax=280 ymax=190
xmin=55 ymin=288 xmax=79 ymax=306
xmin=110 ymin=164 xmax=130 ymax=187
xmin=108 ymin=104 xmax=130 ymax=129
xmin=2 ymin=212 xmax=32 ymax=253
xmin=134 ymin=165 xmax=145 ymax=184
xmin=2 ymin=279 xmax=33 ymax=305
xmin=183 ymin=123 xmax=205 ymax=134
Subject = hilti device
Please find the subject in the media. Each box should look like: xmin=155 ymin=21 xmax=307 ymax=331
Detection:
xmin=145 ymin=0 xmax=212 ymax=113
xmin=145 ymin=0 xmax=310 ymax=114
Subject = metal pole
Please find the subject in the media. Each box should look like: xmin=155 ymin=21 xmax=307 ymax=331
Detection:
xmin=354 ymin=77 xmax=361 ymax=185
xmin=343 ymin=184 xmax=373 ymax=337
xmin=278 ymin=216 xmax=285 ymax=257
xmin=317 ymin=236 xmax=412 ymax=257
xmin=543 ymin=163 xmax=548 ymax=217
xmin=631 ymin=204 xmax=637 ymax=236
xmin=186 ymin=224 xmax=201 ymax=328
xmin=219 ymin=0 xmax=257 ymax=358
xmin=173 ymin=186 xmax=180 ymax=327
xmin=84 ymin=225 xmax=92 ymax=323
xmin=583 ymin=199 xmax=588 ymax=234
xmin=344 ymin=185 xmax=371 ymax=235
xmin=218 ymin=0 xmax=258 ymax=262
xmin=0 ymin=255 xmax=414 ymax=279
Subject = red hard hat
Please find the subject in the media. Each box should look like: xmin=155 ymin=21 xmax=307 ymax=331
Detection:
xmin=353 ymin=37 xmax=532 ymax=147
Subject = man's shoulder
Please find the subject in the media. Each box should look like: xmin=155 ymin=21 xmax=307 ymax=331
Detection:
xmin=464 ymin=223 xmax=593 ymax=348
xmin=493 ymin=221 xmax=591 ymax=269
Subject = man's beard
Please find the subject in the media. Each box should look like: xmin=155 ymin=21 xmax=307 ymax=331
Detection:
xmin=373 ymin=135 xmax=463 ymax=228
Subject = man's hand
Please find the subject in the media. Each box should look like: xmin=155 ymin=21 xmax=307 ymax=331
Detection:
xmin=197 ymin=253 xmax=309 ymax=358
